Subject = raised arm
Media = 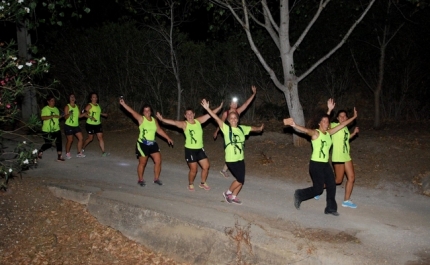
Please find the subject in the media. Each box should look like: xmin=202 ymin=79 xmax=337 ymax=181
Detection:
xmin=213 ymin=110 xmax=228 ymax=139
xmin=155 ymin=112 xmax=186 ymax=130
xmin=197 ymin=101 xmax=224 ymax=124
xmin=201 ymin=99 xmax=224 ymax=129
xmin=327 ymin=98 xmax=335 ymax=115
xmin=119 ymin=98 xmax=143 ymax=124
xmin=327 ymin=108 xmax=358 ymax=135
xmin=236 ymin=85 xmax=257 ymax=114
xmin=283 ymin=118 xmax=319 ymax=139
xmin=155 ymin=119 xmax=173 ymax=145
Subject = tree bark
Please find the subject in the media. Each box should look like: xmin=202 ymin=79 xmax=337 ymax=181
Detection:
xmin=17 ymin=23 xmax=38 ymax=122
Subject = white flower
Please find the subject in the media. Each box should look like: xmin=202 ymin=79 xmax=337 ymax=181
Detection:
xmin=23 ymin=159 xmax=29 ymax=164
xmin=8 ymin=168 xmax=12 ymax=173
xmin=32 ymin=149 xmax=38 ymax=154
xmin=23 ymin=141 xmax=26 ymax=144
xmin=17 ymin=65 xmax=23 ymax=69
xmin=25 ymin=62 xmax=32 ymax=67
xmin=41 ymin=57 xmax=46 ymax=61
xmin=18 ymin=0 xmax=24 ymax=3
xmin=12 ymin=56 xmax=17 ymax=61
xmin=0 ymin=6 xmax=3 ymax=11
xmin=24 ymin=7 xmax=29 ymax=13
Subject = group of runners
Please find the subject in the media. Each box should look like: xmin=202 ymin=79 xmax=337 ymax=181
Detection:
xmin=38 ymin=87 xmax=359 ymax=215
xmin=38 ymin=92 xmax=109 ymax=162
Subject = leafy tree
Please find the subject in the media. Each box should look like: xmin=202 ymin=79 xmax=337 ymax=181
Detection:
xmin=0 ymin=0 xmax=89 ymax=189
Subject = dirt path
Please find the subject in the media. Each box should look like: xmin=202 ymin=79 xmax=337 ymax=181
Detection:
xmin=1 ymin=120 xmax=430 ymax=264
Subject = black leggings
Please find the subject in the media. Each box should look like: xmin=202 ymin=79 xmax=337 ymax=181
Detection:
xmin=226 ymin=160 xmax=245 ymax=184
xmin=39 ymin=131 xmax=63 ymax=153
xmin=296 ymin=160 xmax=337 ymax=212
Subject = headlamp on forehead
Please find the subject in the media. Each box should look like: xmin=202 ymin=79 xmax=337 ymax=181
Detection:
xmin=232 ymin=97 xmax=238 ymax=103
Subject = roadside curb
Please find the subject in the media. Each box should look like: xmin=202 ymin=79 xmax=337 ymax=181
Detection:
xmin=47 ymin=184 xmax=313 ymax=265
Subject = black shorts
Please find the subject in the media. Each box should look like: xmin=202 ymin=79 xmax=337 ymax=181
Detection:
xmin=226 ymin=160 xmax=245 ymax=184
xmin=86 ymin=124 xmax=103 ymax=134
xmin=64 ymin=124 xmax=82 ymax=136
xmin=136 ymin=141 xmax=160 ymax=158
xmin=185 ymin=148 xmax=207 ymax=163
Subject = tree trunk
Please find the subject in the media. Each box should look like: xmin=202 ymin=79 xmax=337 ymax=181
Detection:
xmin=283 ymin=81 xmax=307 ymax=147
xmin=374 ymin=88 xmax=381 ymax=129
xmin=17 ymin=23 xmax=37 ymax=122
xmin=373 ymin=42 xmax=386 ymax=130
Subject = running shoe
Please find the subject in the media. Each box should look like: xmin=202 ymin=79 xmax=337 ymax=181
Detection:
xmin=66 ymin=153 xmax=72 ymax=159
xmin=138 ymin=180 xmax=146 ymax=187
xmin=231 ymin=197 xmax=242 ymax=205
xmin=220 ymin=170 xmax=229 ymax=178
xmin=223 ymin=192 xmax=232 ymax=203
xmin=153 ymin=179 xmax=163 ymax=185
xmin=314 ymin=195 xmax=320 ymax=200
xmin=76 ymin=152 xmax=86 ymax=158
xmin=324 ymin=210 xmax=340 ymax=216
xmin=57 ymin=156 xmax=65 ymax=162
xmin=188 ymin=184 xmax=195 ymax=191
xmin=102 ymin=152 xmax=110 ymax=157
xmin=342 ymin=200 xmax=357 ymax=209
xmin=199 ymin=183 xmax=211 ymax=191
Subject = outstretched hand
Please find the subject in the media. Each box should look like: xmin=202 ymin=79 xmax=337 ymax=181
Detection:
xmin=283 ymin=118 xmax=295 ymax=127
xmin=353 ymin=107 xmax=358 ymax=118
xmin=327 ymin=98 xmax=335 ymax=112
xmin=251 ymin=85 xmax=257 ymax=95
xmin=353 ymin=127 xmax=359 ymax=135
xmin=201 ymin=99 xmax=209 ymax=109
xmin=155 ymin=112 xmax=163 ymax=121
xmin=119 ymin=98 xmax=125 ymax=105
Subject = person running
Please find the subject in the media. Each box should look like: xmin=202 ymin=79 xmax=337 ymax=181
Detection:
xmin=82 ymin=92 xmax=109 ymax=156
xmin=64 ymin=94 xmax=87 ymax=159
xmin=156 ymin=102 xmax=223 ymax=191
xmin=202 ymin=99 xmax=264 ymax=205
xmin=214 ymin=85 xmax=257 ymax=178
xmin=283 ymin=107 xmax=357 ymax=216
xmin=119 ymin=98 xmax=173 ymax=187
xmin=38 ymin=95 xmax=65 ymax=162
xmin=327 ymin=99 xmax=360 ymax=209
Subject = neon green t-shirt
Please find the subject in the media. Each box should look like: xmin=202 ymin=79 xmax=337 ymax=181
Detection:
xmin=41 ymin=106 xmax=60 ymax=133
xmin=138 ymin=116 xmax=157 ymax=142
xmin=65 ymin=104 xmax=79 ymax=127
xmin=86 ymin=103 xmax=101 ymax=125
xmin=221 ymin=123 xmax=251 ymax=162
xmin=330 ymin=122 xmax=351 ymax=162
xmin=311 ymin=129 xmax=332 ymax=163
xmin=184 ymin=120 xmax=203 ymax=149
